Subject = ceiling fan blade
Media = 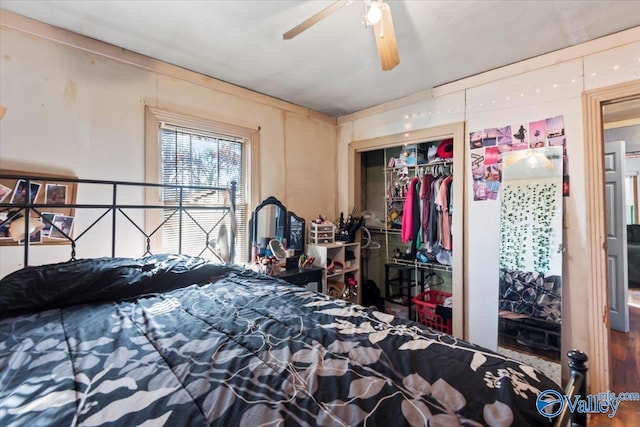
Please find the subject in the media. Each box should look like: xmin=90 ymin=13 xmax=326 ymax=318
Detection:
xmin=283 ymin=0 xmax=350 ymax=40
xmin=504 ymin=150 xmax=556 ymax=170
xmin=538 ymin=153 xmax=556 ymax=170
xmin=504 ymin=151 xmax=526 ymax=167
xmin=373 ymin=2 xmax=399 ymax=71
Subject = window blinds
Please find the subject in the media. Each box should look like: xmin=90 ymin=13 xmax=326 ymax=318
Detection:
xmin=160 ymin=124 xmax=247 ymax=261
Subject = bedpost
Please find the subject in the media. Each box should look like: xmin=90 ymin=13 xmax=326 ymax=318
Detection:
xmin=230 ymin=181 xmax=237 ymax=263
xmin=567 ymin=350 xmax=588 ymax=427
xmin=552 ymin=350 xmax=588 ymax=427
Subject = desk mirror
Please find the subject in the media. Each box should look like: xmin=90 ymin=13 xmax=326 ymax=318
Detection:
xmin=248 ymin=196 xmax=306 ymax=260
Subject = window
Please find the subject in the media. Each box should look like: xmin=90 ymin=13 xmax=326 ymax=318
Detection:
xmin=145 ymin=108 xmax=256 ymax=262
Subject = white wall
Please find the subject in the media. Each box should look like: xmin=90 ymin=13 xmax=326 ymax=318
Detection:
xmin=0 ymin=20 xmax=337 ymax=275
xmin=606 ymin=124 xmax=640 ymax=149
xmin=338 ymin=35 xmax=640 ymax=362
xmin=465 ymin=59 xmax=586 ymax=351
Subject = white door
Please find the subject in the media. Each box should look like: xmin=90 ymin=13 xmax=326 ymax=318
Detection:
xmin=605 ymin=141 xmax=629 ymax=332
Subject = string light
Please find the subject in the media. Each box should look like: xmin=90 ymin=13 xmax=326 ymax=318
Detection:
xmin=387 ymin=56 xmax=638 ymax=121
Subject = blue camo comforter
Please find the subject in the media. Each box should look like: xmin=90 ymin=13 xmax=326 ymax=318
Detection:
xmin=0 ymin=255 xmax=561 ymax=426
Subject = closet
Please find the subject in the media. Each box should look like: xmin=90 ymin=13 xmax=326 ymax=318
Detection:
xmin=358 ymin=133 xmax=463 ymax=337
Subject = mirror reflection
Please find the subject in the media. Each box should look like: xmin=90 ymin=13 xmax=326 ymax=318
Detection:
xmin=287 ymin=211 xmax=305 ymax=254
xmin=257 ymin=204 xmax=286 ymax=243
xmin=498 ymin=146 xmax=564 ymax=379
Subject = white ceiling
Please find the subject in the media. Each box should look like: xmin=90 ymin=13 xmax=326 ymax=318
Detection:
xmin=2 ymin=0 xmax=640 ymax=117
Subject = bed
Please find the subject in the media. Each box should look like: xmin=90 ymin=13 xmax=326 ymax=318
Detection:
xmin=1 ymin=254 xmax=565 ymax=426
xmin=0 ymin=175 xmax=586 ymax=427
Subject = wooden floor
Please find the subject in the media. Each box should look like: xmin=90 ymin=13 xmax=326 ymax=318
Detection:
xmin=589 ymin=300 xmax=640 ymax=426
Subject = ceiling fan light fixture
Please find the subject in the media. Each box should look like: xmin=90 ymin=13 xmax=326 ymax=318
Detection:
xmin=283 ymin=0 xmax=398 ymax=71
xmin=526 ymin=151 xmax=540 ymax=168
xmin=366 ymin=1 xmax=382 ymax=25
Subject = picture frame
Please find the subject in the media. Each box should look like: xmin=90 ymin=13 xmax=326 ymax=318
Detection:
xmin=41 ymin=212 xmax=56 ymax=237
xmin=0 ymin=169 xmax=78 ymax=247
xmin=18 ymin=219 xmax=44 ymax=244
xmin=45 ymin=184 xmax=68 ymax=204
xmin=48 ymin=214 xmax=75 ymax=240
xmin=0 ymin=213 xmax=10 ymax=239
xmin=0 ymin=184 xmax=11 ymax=203
xmin=10 ymin=179 xmax=41 ymax=205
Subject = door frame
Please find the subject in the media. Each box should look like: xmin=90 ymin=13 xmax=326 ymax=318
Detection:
xmin=583 ymin=79 xmax=640 ymax=393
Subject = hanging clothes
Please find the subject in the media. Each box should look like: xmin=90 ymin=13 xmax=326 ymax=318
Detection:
xmin=401 ymin=177 xmax=419 ymax=243
xmin=410 ymin=177 xmax=421 ymax=255
xmin=419 ymin=173 xmax=435 ymax=246
xmin=436 ymin=175 xmax=453 ymax=250
xmin=428 ymin=177 xmax=442 ymax=248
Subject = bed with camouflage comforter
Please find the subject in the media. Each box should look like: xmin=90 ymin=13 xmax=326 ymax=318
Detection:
xmin=0 ymin=254 xmax=561 ymax=426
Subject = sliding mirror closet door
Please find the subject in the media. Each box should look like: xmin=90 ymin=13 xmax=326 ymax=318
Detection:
xmin=498 ymin=146 xmax=563 ymax=382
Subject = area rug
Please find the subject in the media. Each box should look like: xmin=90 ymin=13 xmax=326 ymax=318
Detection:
xmin=497 ymin=346 xmax=561 ymax=386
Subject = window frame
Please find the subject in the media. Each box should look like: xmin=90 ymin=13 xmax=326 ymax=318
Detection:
xmin=145 ymin=106 xmax=259 ymax=259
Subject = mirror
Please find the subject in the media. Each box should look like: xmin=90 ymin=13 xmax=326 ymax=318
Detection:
xmin=248 ymin=196 xmax=306 ymax=261
xmin=269 ymin=238 xmax=287 ymax=260
xmin=498 ymin=146 xmax=564 ymax=381
xmin=249 ymin=196 xmax=287 ymax=259
xmin=287 ymin=211 xmax=305 ymax=255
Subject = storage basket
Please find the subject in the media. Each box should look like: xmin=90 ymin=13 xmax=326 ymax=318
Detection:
xmin=413 ymin=290 xmax=452 ymax=334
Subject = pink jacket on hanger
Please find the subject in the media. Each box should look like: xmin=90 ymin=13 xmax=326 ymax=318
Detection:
xmin=401 ymin=177 xmax=419 ymax=243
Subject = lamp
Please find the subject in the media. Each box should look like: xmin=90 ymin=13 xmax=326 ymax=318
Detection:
xmin=366 ymin=1 xmax=382 ymax=25
xmin=7 ymin=212 xmax=45 ymax=242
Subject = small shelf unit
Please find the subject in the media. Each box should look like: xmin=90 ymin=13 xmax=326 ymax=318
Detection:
xmin=306 ymin=242 xmax=361 ymax=305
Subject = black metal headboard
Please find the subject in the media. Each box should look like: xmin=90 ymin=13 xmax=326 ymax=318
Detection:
xmin=0 ymin=174 xmax=236 ymax=267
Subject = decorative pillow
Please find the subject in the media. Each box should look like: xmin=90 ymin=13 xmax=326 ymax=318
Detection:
xmin=498 ymin=269 xmax=561 ymax=323
xmin=0 ymin=254 xmax=242 ymax=318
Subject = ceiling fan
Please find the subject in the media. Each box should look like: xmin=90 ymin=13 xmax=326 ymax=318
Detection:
xmin=283 ymin=0 xmax=400 ymax=71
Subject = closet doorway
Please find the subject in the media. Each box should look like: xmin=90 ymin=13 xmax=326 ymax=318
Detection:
xmin=348 ymin=122 xmax=466 ymax=338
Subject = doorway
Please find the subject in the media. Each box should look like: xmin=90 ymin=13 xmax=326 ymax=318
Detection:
xmin=604 ymin=98 xmax=640 ymax=331
xmin=348 ymin=122 xmax=467 ymax=338
xmin=583 ymin=79 xmax=640 ymax=395
xmin=603 ymin=98 xmax=640 ymax=424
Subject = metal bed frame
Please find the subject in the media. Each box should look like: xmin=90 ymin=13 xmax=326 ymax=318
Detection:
xmin=0 ymin=174 xmax=590 ymax=426
xmin=0 ymin=174 xmax=236 ymax=266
